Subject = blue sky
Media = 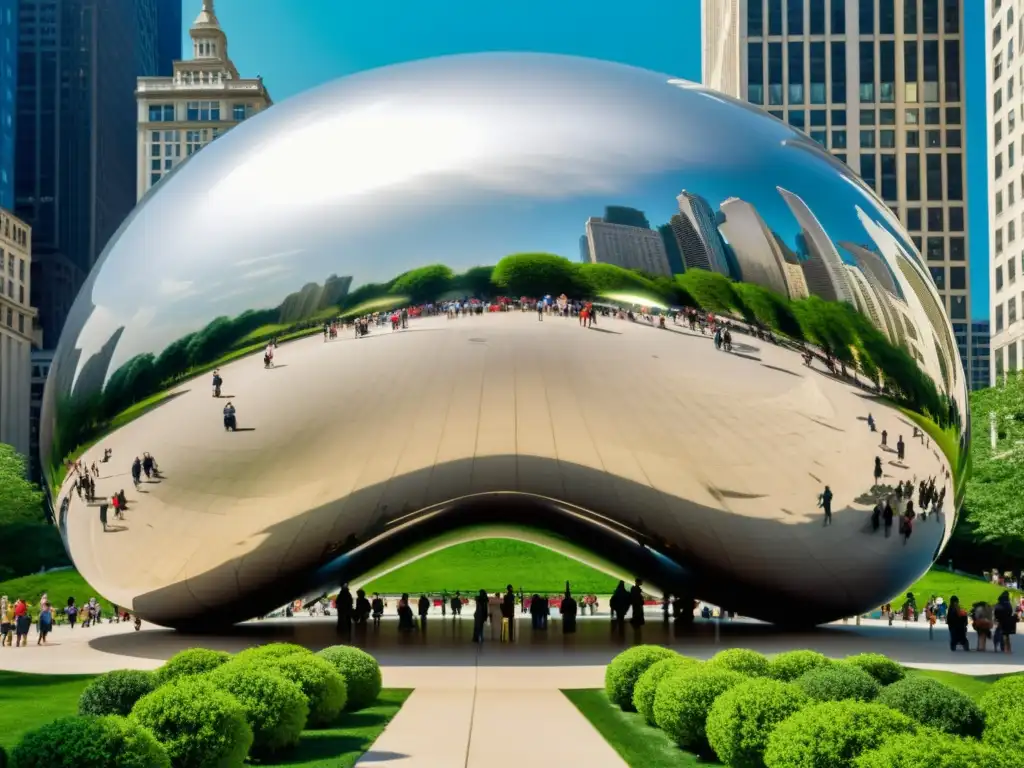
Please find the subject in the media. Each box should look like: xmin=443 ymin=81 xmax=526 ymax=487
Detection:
xmin=186 ymin=0 xmax=989 ymax=320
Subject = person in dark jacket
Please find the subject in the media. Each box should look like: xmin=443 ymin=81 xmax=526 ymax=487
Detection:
xmin=502 ymin=585 xmax=516 ymax=641
xmin=397 ymin=593 xmax=415 ymax=632
xmin=418 ymin=594 xmax=430 ymax=630
xmin=629 ymin=579 xmax=646 ymax=627
xmin=561 ymin=583 xmax=578 ymax=634
xmin=450 ymin=591 xmax=462 ymax=617
xmin=946 ymin=595 xmax=969 ymax=651
xmin=610 ymin=581 xmax=629 ymax=627
xmin=354 ymin=589 xmax=371 ymax=624
xmin=472 ymin=589 xmax=489 ymax=643
xmin=336 ymin=584 xmax=353 ymax=635
xmin=371 ymin=593 xmax=385 ymax=627
xmin=530 ymin=594 xmax=546 ymax=630
xmin=994 ymin=590 xmax=1017 ymax=653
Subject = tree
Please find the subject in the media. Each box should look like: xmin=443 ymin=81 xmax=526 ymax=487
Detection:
xmin=456 ymin=266 xmax=498 ymax=299
xmin=576 ymin=263 xmax=660 ymax=299
xmin=390 ymin=264 xmax=455 ymax=304
xmin=732 ymin=282 xmax=803 ymax=339
xmin=186 ymin=317 xmax=237 ymax=368
xmin=491 ymin=253 xmax=586 ymax=298
xmin=675 ymin=269 xmax=741 ymax=314
xmin=0 ymin=443 xmax=45 ymax=524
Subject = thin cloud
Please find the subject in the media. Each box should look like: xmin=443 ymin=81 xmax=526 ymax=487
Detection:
xmin=234 ymin=249 xmax=302 ymax=267
xmin=242 ymin=264 xmax=288 ymax=280
xmin=158 ymin=278 xmax=195 ymax=297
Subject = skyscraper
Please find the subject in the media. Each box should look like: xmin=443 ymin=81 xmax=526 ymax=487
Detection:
xmin=717 ymin=196 xmax=792 ymax=297
xmin=584 ymin=217 xmax=672 ymax=276
xmin=15 ymin=0 xmax=168 ymax=349
xmin=970 ymin=319 xmax=990 ymax=391
xmin=987 ymin=0 xmax=1022 ymax=385
xmin=0 ymin=0 xmax=16 ymax=210
xmin=702 ymin=0 xmax=971 ymax=382
xmin=673 ymin=190 xmax=730 ymax=275
xmin=778 ymin=186 xmax=855 ymax=304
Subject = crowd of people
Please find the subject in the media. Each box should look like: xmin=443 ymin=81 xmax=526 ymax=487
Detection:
xmin=0 ymin=593 xmax=137 ymax=647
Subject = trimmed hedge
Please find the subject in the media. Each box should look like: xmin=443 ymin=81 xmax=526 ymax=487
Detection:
xmin=11 ymin=715 xmax=170 ymax=768
xmin=706 ymin=678 xmax=808 ymax=768
xmin=318 ymin=645 xmax=383 ymax=711
xmin=604 ymin=645 xmax=679 ymax=711
xmin=653 ymin=666 xmax=746 ymax=752
xmin=876 ymin=676 xmax=984 ymax=738
xmin=207 ymin=661 xmax=309 ymax=756
xmin=234 ymin=642 xmax=313 ymax=664
xmin=260 ymin=653 xmax=348 ymax=728
xmin=796 ymin=664 xmax=880 ymax=703
xmin=154 ymin=648 xmax=231 ymax=685
xmin=763 ymin=701 xmax=917 ymax=768
xmin=130 ymin=677 xmax=253 ymax=768
xmin=708 ymin=648 xmax=770 ymax=678
xmin=982 ymin=704 xmax=1024 ymax=761
xmin=844 ymin=654 xmax=905 ymax=686
xmin=979 ymin=675 xmax=1024 ymax=720
xmin=632 ymin=656 xmax=699 ymax=726
xmin=767 ymin=651 xmax=833 ymax=682
xmin=78 ymin=670 xmax=157 ymax=717
xmin=855 ymin=730 xmax=1004 ymax=768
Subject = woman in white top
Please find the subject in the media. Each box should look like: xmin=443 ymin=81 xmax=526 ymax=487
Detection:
xmin=488 ymin=592 xmax=503 ymax=640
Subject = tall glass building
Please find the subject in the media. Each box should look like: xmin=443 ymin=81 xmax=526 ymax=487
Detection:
xmin=0 ymin=0 xmax=16 ymax=210
xmin=15 ymin=0 xmax=180 ymax=349
xmin=702 ymin=0 xmax=971 ymax=382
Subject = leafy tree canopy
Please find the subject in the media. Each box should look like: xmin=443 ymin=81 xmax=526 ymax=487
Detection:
xmin=675 ymin=269 xmax=741 ymax=315
xmin=456 ymin=266 xmax=498 ymax=299
xmin=390 ymin=264 xmax=455 ymax=304
xmin=492 ymin=253 xmax=585 ymax=298
xmin=0 ymin=443 xmax=45 ymax=524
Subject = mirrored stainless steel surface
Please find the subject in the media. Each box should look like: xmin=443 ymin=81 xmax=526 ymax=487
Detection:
xmin=42 ymin=53 xmax=969 ymax=627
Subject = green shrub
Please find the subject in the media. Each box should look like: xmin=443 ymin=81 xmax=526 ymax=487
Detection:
xmin=855 ymin=730 xmax=1004 ymax=768
xmin=653 ymin=666 xmax=745 ymax=752
xmin=706 ymin=678 xmax=809 ymax=768
xmin=632 ymin=656 xmax=699 ymax=726
xmin=604 ymin=645 xmax=678 ymax=711
xmin=844 ymin=653 xmax=906 ymax=686
xmin=979 ymin=674 xmax=1024 ymax=719
xmin=982 ymin=703 xmax=1024 ymax=763
xmin=234 ymin=642 xmax=313 ymax=664
xmin=317 ymin=645 xmax=383 ymax=711
xmin=11 ymin=715 xmax=170 ymax=768
xmin=708 ymin=648 xmax=770 ymax=677
xmin=78 ymin=670 xmax=157 ymax=717
xmin=796 ymin=663 xmax=880 ymax=702
xmin=876 ymin=676 xmax=984 ymax=737
xmin=207 ymin=661 xmax=308 ymax=756
xmin=154 ymin=648 xmax=231 ymax=685
xmin=260 ymin=653 xmax=348 ymax=727
xmin=0 ymin=744 xmax=6 ymax=768
xmin=130 ymin=677 xmax=252 ymax=768
xmin=763 ymin=700 xmax=917 ymax=768
xmin=767 ymin=651 xmax=833 ymax=682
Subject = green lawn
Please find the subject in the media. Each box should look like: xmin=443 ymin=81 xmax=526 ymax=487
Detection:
xmin=899 ymin=568 xmax=1020 ymax=609
xmin=564 ymin=672 xmax=1009 ymax=768
xmin=0 ymin=569 xmax=116 ymax=618
xmin=0 ymin=670 xmax=409 ymax=767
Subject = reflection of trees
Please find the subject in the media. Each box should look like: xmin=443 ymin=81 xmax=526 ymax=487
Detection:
xmin=54 ymin=253 xmax=955 ymax=474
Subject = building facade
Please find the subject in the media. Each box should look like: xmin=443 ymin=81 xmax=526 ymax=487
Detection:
xmin=584 ymin=217 xmax=672 ymax=275
xmin=0 ymin=208 xmax=35 ymax=458
xmin=16 ymin=0 xmax=177 ymax=350
xmin=28 ymin=347 xmax=52 ymax=479
xmin=136 ymin=0 xmax=272 ymax=200
xmin=702 ymin=0 xmax=972 ymax=381
xmin=0 ymin=0 xmax=15 ymax=211
xmin=987 ymin=0 xmax=1024 ymax=385
xmin=971 ymin=319 xmax=991 ymax=390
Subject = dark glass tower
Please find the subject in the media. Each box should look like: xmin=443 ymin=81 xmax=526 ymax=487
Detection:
xmin=0 ymin=0 xmax=16 ymax=209
xmin=15 ymin=0 xmax=169 ymax=349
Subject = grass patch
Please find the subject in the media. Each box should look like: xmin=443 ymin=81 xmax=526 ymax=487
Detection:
xmin=0 ymin=569 xmax=116 ymax=618
xmin=562 ymin=688 xmax=711 ymax=767
xmin=0 ymin=671 xmax=409 ymax=767
xmin=899 ymin=568 xmax=1020 ymax=609
xmin=363 ymin=539 xmax=619 ymax=595
xmin=907 ymin=669 xmax=1007 ymax=701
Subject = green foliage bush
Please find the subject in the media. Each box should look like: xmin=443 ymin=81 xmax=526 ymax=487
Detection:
xmin=207 ymin=661 xmax=309 ymax=756
xmin=796 ymin=663 xmax=881 ymax=703
xmin=706 ymin=678 xmax=808 ymax=768
xmin=767 ymin=650 xmax=834 ymax=682
xmin=317 ymin=645 xmax=383 ymax=711
xmin=78 ymin=669 xmax=157 ymax=717
xmin=11 ymin=715 xmax=170 ymax=768
xmin=844 ymin=653 xmax=906 ymax=686
xmin=982 ymin=703 xmax=1024 ymax=762
xmin=763 ymin=701 xmax=917 ymax=768
xmin=604 ymin=645 xmax=679 ymax=711
xmin=632 ymin=656 xmax=699 ymax=726
xmin=979 ymin=674 xmax=1024 ymax=719
xmin=653 ymin=666 xmax=746 ymax=752
xmin=876 ymin=676 xmax=984 ymax=737
xmin=130 ymin=677 xmax=252 ymax=768
xmin=233 ymin=642 xmax=313 ymax=664
xmin=260 ymin=653 xmax=348 ymax=728
xmin=154 ymin=647 xmax=231 ymax=685
xmin=855 ymin=730 xmax=1003 ymax=768
xmin=708 ymin=648 xmax=770 ymax=677
xmin=492 ymin=253 xmax=586 ymax=298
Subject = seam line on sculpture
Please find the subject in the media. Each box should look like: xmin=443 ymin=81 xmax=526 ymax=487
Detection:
xmin=464 ymin=643 xmax=481 ymax=768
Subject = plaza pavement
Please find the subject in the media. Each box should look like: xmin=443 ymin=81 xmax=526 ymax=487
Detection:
xmin=3 ymin=616 xmax=1021 ymax=767
xmin=58 ymin=311 xmax=954 ymax=625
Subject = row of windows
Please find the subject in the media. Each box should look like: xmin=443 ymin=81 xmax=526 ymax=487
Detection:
xmin=927 ymin=265 xmax=967 ymax=291
xmin=147 ymin=102 xmax=253 ymax=123
xmin=747 ymin=0 xmax=959 ymax=38
xmin=994 ymin=294 xmax=1024 ymax=333
xmin=747 ymin=39 xmax=961 ymax=107
xmin=1 ymin=304 xmax=26 ymax=335
xmin=3 ymin=250 xmax=25 ymax=281
xmin=0 ymin=212 xmax=27 ymax=248
xmin=1 ymin=277 xmax=25 ymax=305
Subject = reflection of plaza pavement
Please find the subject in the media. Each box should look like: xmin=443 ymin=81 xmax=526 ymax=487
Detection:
xmin=60 ymin=312 xmax=953 ymax=622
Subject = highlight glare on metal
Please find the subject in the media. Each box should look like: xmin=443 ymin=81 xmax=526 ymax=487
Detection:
xmin=42 ymin=53 xmax=968 ymax=628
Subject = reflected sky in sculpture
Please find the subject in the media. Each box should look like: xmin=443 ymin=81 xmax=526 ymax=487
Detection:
xmin=42 ymin=54 xmax=968 ymax=628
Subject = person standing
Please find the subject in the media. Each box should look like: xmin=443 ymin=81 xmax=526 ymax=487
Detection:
xmin=450 ymin=591 xmax=462 ymax=617
xmin=819 ymin=485 xmax=833 ymax=526
xmin=417 ymin=594 xmax=430 ymax=630
xmin=336 ymin=584 xmax=353 ymax=635
xmin=897 ymin=435 xmax=906 ymax=462
xmin=610 ymin=581 xmax=629 ymax=628
xmin=502 ymin=585 xmax=516 ymax=642
xmin=472 ymin=590 xmax=489 ymax=644
xmin=561 ymin=584 xmax=578 ymax=634
xmin=629 ymin=580 xmax=646 ymax=627
xmin=947 ymin=596 xmax=969 ymax=651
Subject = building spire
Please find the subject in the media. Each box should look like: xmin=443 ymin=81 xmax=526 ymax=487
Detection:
xmin=192 ymin=0 xmax=220 ymax=30
xmin=190 ymin=0 xmax=228 ymax=63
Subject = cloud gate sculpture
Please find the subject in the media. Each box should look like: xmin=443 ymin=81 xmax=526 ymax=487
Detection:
xmin=41 ymin=53 xmax=969 ymax=628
